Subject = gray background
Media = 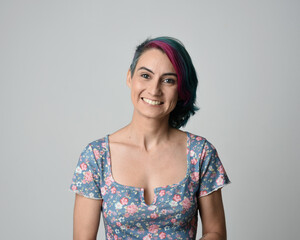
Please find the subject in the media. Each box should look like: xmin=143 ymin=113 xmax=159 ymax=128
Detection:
xmin=1 ymin=0 xmax=299 ymax=239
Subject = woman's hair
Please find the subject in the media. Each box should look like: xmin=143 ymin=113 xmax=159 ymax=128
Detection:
xmin=129 ymin=36 xmax=199 ymax=129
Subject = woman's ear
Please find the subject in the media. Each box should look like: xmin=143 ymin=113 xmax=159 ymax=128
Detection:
xmin=126 ymin=69 xmax=132 ymax=88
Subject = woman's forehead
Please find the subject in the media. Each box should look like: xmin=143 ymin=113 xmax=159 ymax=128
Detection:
xmin=136 ymin=48 xmax=175 ymax=73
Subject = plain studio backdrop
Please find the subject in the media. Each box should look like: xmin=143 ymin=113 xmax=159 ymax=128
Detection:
xmin=0 ymin=0 xmax=299 ymax=239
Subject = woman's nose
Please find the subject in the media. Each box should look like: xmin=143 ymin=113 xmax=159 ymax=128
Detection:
xmin=148 ymin=80 xmax=162 ymax=96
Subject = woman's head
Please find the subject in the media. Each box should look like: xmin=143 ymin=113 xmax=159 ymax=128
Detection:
xmin=129 ymin=36 xmax=199 ymax=129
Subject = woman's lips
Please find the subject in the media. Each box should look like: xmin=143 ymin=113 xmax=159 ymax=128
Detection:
xmin=141 ymin=97 xmax=164 ymax=105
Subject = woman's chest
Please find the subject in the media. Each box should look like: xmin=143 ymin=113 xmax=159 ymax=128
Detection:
xmin=110 ymin=146 xmax=187 ymax=189
xmin=101 ymin=178 xmax=199 ymax=237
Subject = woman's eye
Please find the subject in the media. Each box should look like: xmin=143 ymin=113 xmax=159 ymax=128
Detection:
xmin=141 ymin=74 xmax=150 ymax=79
xmin=163 ymin=78 xmax=175 ymax=84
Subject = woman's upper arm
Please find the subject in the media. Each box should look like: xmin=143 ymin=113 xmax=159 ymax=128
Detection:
xmin=197 ymin=189 xmax=227 ymax=240
xmin=73 ymin=193 xmax=103 ymax=240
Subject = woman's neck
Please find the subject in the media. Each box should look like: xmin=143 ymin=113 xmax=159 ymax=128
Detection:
xmin=123 ymin=114 xmax=176 ymax=152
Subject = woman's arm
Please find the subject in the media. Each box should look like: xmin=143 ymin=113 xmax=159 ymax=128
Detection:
xmin=73 ymin=193 xmax=103 ymax=240
xmin=197 ymin=189 xmax=227 ymax=240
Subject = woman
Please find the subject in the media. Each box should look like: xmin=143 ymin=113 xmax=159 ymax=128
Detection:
xmin=70 ymin=36 xmax=231 ymax=240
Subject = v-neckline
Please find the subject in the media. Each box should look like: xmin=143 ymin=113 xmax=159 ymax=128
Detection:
xmin=105 ymin=131 xmax=191 ymax=206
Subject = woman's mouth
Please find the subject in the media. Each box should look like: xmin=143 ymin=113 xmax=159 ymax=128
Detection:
xmin=141 ymin=97 xmax=164 ymax=105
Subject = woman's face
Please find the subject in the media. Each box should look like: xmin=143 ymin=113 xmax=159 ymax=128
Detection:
xmin=126 ymin=48 xmax=178 ymax=121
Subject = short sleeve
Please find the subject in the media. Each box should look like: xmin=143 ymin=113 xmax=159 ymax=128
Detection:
xmin=198 ymin=140 xmax=231 ymax=198
xmin=69 ymin=144 xmax=103 ymax=200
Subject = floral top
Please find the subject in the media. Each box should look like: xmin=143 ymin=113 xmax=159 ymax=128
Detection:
xmin=69 ymin=131 xmax=231 ymax=240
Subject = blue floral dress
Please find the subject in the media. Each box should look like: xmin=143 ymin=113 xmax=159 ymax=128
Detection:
xmin=69 ymin=131 xmax=231 ymax=240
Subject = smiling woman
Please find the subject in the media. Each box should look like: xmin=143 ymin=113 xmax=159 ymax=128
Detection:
xmin=69 ymin=36 xmax=231 ymax=240
xmin=129 ymin=37 xmax=199 ymax=129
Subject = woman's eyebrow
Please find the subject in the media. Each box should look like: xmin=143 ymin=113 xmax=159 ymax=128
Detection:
xmin=137 ymin=66 xmax=177 ymax=77
xmin=162 ymin=72 xmax=177 ymax=78
xmin=137 ymin=66 xmax=154 ymax=74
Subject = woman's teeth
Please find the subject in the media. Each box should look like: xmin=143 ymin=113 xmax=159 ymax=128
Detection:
xmin=142 ymin=98 xmax=163 ymax=105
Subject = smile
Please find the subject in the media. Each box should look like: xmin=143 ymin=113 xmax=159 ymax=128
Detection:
xmin=142 ymin=97 xmax=163 ymax=105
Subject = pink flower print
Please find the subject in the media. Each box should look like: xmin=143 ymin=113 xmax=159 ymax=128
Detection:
xmin=191 ymin=158 xmax=197 ymax=165
xmin=116 ymin=222 xmax=122 ymax=227
xmin=71 ymin=185 xmax=77 ymax=191
xmin=143 ymin=234 xmax=152 ymax=240
xmin=173 ymin=194 xmax=181 ymax=202
xmin=182 ymin=197 xmax=191 ymax=210
xmin=191 ymin=172 xmax=199 ymax=182
xmin=126 ymin=203 xmax=138 ymax=215
xmin=196 ymin=136 xmax=203 ymax=141
xmin=161 ymin=209 xmax=167 ymax=214
xmin=120 ymin=197 xmax=128 ymax=205
xmin=171 ymin=218 xmax=176 ymax=223
xmin=216 ymin=175 xmax=224 ymax=186
xmin=80 ymin=162 xmax=87 ymax=170
xmin=107 ymin=225 xmax=113 ymax=234
xmin=159 ymin=232 xmax=166 ymax=239
xmin=114 ymin=234 xmax=118 ymax=240
xmin=150 ymin=213 xmax=158 ymax=219
xmin=159 ymin=190 xmax=166 ymax=196
xmin=105 ymin=176 xmax=112 ymax=186
xmin=148 ymin=224 xmax=159 ymax=234
xmin=101 ymin=142 xmax=107 ymax=148
xmin=84 ymin=171 xmax=93 ymax=183
xmin=200 ymin=190 xmax=208 ymax=197
xmin=111 ymin=186 xmax=117 ymax=194
xmin=93 ymin=149 xmax=100 ymax=160
xmin=101 ymin=186 xmax=107 ymax=196
xmin=218 ymin=165 xmax=225 ymax=174
xmin=106 ymin=233 xmax=112 ymax=240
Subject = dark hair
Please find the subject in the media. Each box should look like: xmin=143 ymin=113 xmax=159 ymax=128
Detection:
xmin=130 ymin=36 xmax=199 ymax=129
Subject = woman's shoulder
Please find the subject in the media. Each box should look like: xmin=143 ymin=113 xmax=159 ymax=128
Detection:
xmin=82 ymin=134 xmax=109 ymax=152
xmin=185 ymin=130 xmax=217 ymax=150
xmin=185 ymin=130 xmax=206 ymax=143
xmin=186 ymin=131 xmax=206 ymax=141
